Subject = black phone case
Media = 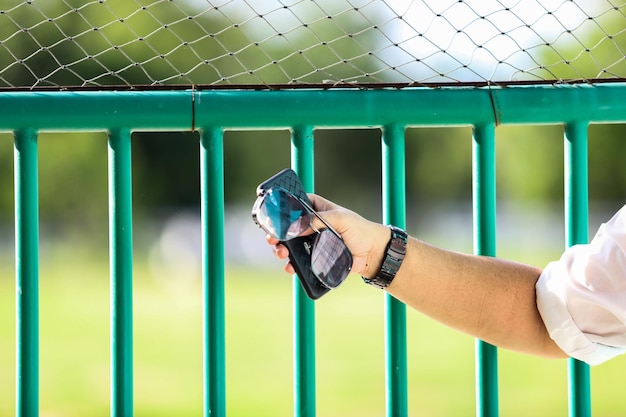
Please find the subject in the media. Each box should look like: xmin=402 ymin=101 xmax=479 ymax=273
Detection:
xmin=255 ymin=169 xmax=330 ymax=300
xmin=284 ymin=235 xmax=330 ymax=300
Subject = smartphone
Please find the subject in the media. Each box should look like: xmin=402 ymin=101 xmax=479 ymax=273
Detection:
xmin=253 ymin=168 xmax=331 ymax=300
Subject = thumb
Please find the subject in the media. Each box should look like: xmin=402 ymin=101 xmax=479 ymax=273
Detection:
xmin=306 ymin=194 xmax=347 ymax=232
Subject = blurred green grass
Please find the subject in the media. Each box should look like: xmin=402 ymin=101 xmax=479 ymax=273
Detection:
xmin=1 ymin=255 xmax=626 ymax=417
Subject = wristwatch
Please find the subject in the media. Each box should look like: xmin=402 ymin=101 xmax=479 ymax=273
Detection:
xmin=362 ymin=225 xmax=408 ymax=289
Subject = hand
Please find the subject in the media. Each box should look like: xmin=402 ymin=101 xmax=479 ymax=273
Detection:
xmin=266 ymin=194 xmax=391 ymax=279
xmin=266 ymin=194 xmax=568 ymax=361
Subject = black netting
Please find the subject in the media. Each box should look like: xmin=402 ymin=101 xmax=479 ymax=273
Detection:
xmin=1 ymin=0 xmax=625 ymax=88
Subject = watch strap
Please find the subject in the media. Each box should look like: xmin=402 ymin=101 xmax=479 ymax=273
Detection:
xmin=362 ymin=225 xmax=408 ymax=289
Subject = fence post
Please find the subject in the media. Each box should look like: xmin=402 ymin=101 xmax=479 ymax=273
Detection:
xmin=564 ymin=121 xmax=591 ymax=417
xmin=200 ymin=127 xmax=227 ymax=417
xmin=108 ymin=128 xmax=134 ymax=417
xmin=381 ymin=123 xmax=408 ymax=417
xmin=472 ymin=123 xmax=499 ymax=417
xmin=14 ymin=128 xmax=40 ymax=417
xmin=291 ymin=125 xmax=316 ymax=417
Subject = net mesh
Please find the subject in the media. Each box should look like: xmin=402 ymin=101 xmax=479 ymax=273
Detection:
xmin=1 ymin=0 xmax=625 ymax=89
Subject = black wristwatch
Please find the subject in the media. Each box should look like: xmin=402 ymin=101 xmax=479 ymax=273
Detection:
xmin=362 ymin=225 xmax=408 ymax=289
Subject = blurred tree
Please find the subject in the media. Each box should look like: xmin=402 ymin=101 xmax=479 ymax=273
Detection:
xmin=406 ymin=127 xmax=473 ymax=204
xmin=36 ymin=132 xmax=109 ymax=244
xmin=588 ymin=124 xmax=626 ymax=202
xmin=495 ymin=125 xmax=565 ymax=203
xmin=0 ymin=135 xmax=14 ymax=223
xmin=132 ymin=131 xmax=200 ymax=211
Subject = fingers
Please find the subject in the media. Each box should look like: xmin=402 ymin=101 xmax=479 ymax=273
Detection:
xmin=283 ymin=262 xmax=295 ymax=275
xmin=273 ymin=243 xmax=289 ymax=260
xmin=266 ymin=234 xmax=291 ymax=260
xmin=265 ymin=235 xmax=296 ymax=274
xmin=266 ymin=234 xmax=280 ymax=246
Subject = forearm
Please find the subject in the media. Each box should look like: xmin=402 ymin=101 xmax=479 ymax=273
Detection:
xmin=384 ymin=236 xmax=567 ymax=359
xmin=291 ymin=194 xmax=567 ymax=359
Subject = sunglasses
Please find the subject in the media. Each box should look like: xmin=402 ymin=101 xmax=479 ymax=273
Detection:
xmin=252 ymin=187 xmax=353 ymax=289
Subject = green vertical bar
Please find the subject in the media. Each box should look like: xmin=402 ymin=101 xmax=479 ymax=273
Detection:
xmin=564 ymin=122 xmax=591 ymax=417
xmin=291 ymin=125 xmax=316 ymax=417
xmin=14 ymin=129 xmax=39 ymax=417
xmin=381 ymin=124 xmax=408 ymax=417
xmin=200 ymin=128 xmax=226 ymax=417
xmin=108 ymin=128 xmax=134 ymax=417
xmin=472 ymin=123 xmax=499 ymax=417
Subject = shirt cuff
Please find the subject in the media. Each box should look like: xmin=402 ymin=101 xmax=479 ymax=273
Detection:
xmin=536 ymin=259 xmax=626 ymax=366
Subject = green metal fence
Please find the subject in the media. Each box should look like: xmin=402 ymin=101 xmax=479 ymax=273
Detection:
xmin=4 ymin=82 xmax=626 ymax=417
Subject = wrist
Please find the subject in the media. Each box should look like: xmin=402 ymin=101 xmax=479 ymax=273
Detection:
xmin=362 ymin=225 xmax=408 ymax=289
xmin=361 ymin=224 xmax=392 ymax=279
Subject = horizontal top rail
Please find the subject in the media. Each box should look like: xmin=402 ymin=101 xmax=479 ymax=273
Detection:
xmin=0 ymin=91 xmax=193 ymax=131
xmin=1 ymin=83 xmax=626 ymax=131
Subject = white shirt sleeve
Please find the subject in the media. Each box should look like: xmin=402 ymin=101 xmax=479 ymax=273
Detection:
xmin=536 ymin=204 xmax=626 ymax=366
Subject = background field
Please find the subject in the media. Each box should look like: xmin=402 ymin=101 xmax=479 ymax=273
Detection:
xmin=2 ymin=123 xmax=625 ymax=417
xmin=1 ymin=247 xmax=626 ymax=417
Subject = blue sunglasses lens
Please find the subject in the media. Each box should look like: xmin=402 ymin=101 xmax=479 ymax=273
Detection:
xmin=257 ymin=188 xmax=311 ymax=240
